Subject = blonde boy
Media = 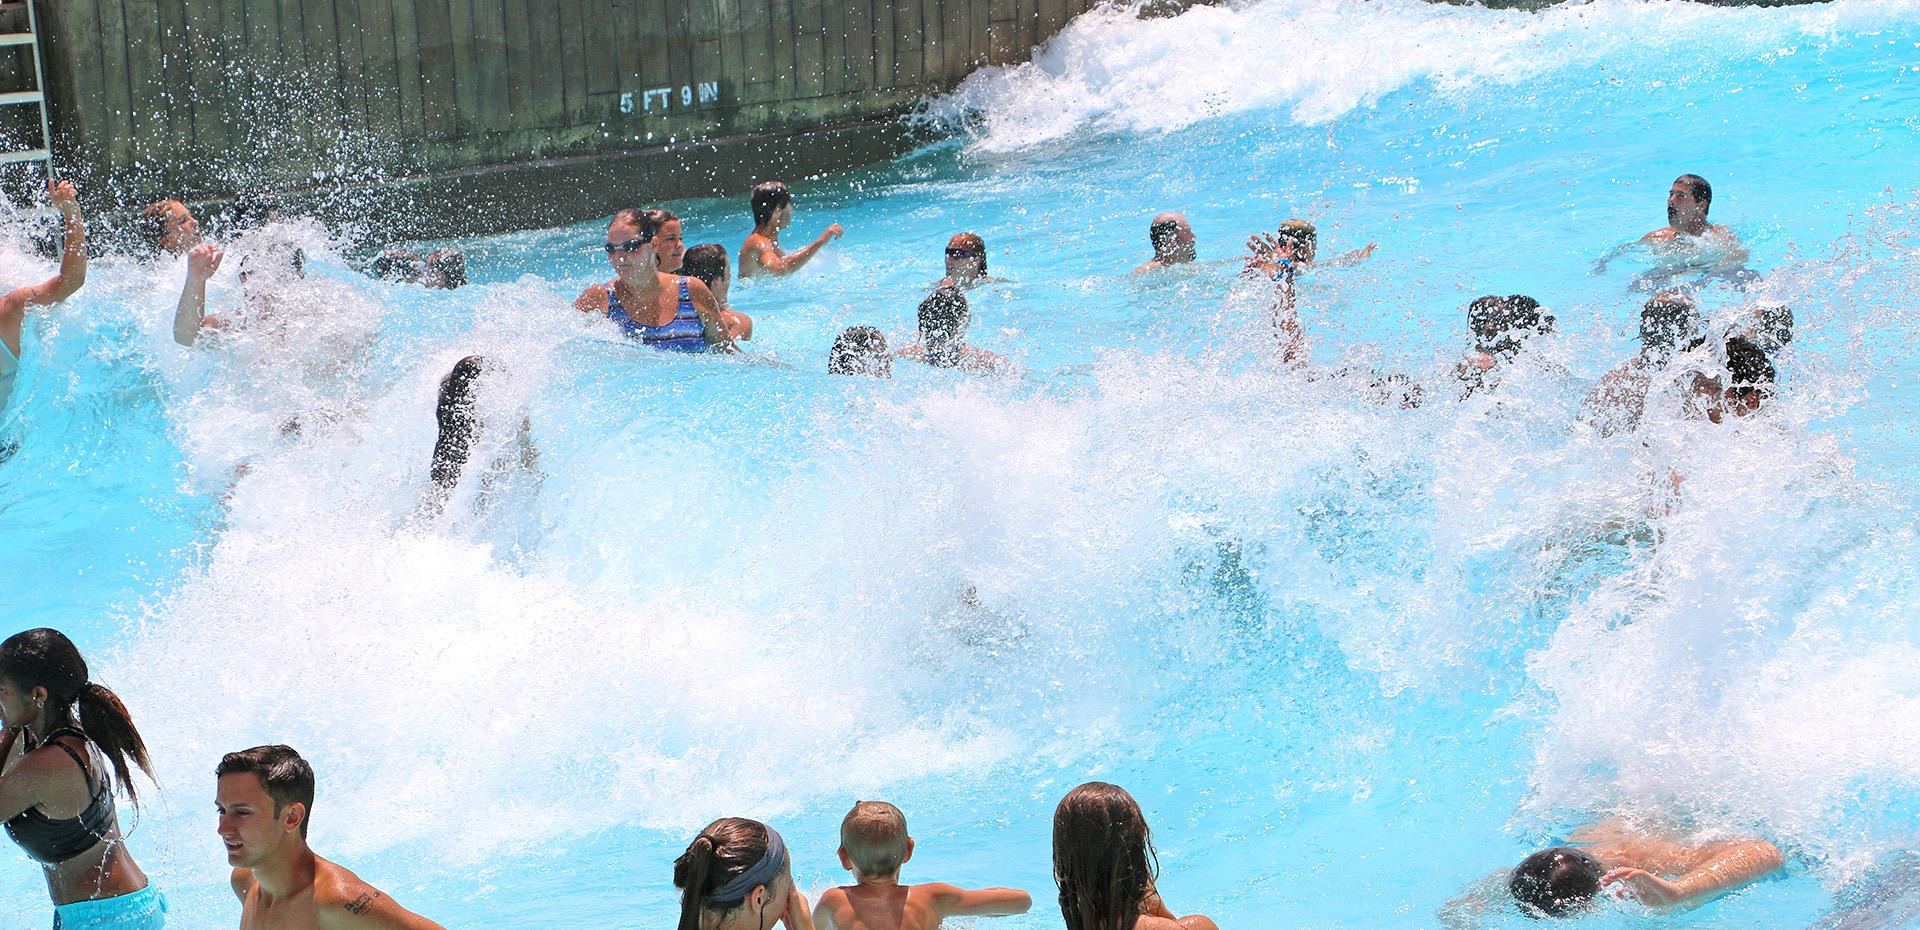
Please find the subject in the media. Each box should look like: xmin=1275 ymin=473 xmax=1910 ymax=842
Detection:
xmin=813 ymin=801 xmax=1031 ymax=930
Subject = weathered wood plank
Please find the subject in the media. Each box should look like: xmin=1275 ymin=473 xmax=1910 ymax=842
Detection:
xmin=446 ymin=0 xmax=479 ymax=137
xmin=500 ymin=0 xmax=533 ymax=130
xmin=584 ymin=0 xmax=616 ymax=98
xmin=556 ymin=0 xmax=588 ymax=123
xmin=390 ymin=0 xmax=425 ymax=139
xmin=415 ymin=0 xmax=458 ymax=141
xmin=820 ymin=0 xmax=845 ymax=99
xmin=792 ymin=0 xmax=823 ymax=100
xmin=121 ymin=0 xmax=163 ymax=175
xmin=333 ymin=0 xmax=371 ymax=136
xmin=472 ymin=0 xmax=509 ymax=140
xmin=354 ymin=0 xmax=399 ymax=136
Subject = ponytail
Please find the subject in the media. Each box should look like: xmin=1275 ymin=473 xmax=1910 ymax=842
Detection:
xmin=72 ymin=682 xmax=153 ymax=804
xmin=675 ymin=834 xmax=722 ymax=930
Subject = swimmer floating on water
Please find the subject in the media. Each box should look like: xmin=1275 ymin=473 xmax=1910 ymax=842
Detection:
xmin=1593 ymin=174 xmax=1752 ymax=291
xmin=218 ymin=744 xmax=447 ymax=930
xmin=1134 ymin=212 xmax=1196 ymax=273
xmin=739 ymin=180 xmax=843 ymax=279
xmin=576 ymin=208 xmax=743 ymax=352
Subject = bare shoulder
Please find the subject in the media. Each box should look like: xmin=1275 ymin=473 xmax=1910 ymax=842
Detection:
xmin=1137 ymin=916 xmax=1216 ymax=930
xmin=1643 ymin=227 xmax=1677 ymax=242
xmin=575 ymin=282 xmax=609 ymax=313
xmin=230 ymin=867 xmax=256 ymax=901
xmin=682 ymin=275 xmax=716 ymax=301
xmin=312 ymin=859 xmax=443 ymax=930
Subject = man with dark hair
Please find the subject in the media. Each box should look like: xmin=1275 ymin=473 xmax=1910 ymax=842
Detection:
xmin=738 ymin=180 xmax=844 ymax=279
xmin=1688 ymin=334 xmax=1776 ymax=424
xmin=1456 ymin=294 xmax=1556 ymax=397
xmin=828 ymin=326 xmax=891 ymax=377
xmin=216 ymin=744 xmax=447 ymax=930
xmin=1580 ymin=292 xmax=1704 ymax=435
xmin=898 ymin=286 xmax=1005 ymax=374
xmin=1243 ymin=218 xmax=1376 ymax=273
xmin=1595 ymin=174 xmax=1749 ymax=276
xmin=1134 ymin=211 xmax=1196 ymax=272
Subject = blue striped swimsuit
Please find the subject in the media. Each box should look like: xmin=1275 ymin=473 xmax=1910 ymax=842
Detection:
xmin=607 ymin=277 xmax=708 ymax=353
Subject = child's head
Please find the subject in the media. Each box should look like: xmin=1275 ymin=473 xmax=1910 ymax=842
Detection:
xmin=839 ymin=801 xmax=911 ymax=880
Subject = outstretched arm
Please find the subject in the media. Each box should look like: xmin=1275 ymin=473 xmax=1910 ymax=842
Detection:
xmin=754 ymin=223 xmax=843 ymax=275
xmin=4 ymin=181 xmax=87 ymax=330
xmin=928 ymin=883 xmax=1032 ymax=919
xmin=173 ymin=243 xmax=225 ymax=346
xmin=1604 ymin=838 xmax=1784 ymax=910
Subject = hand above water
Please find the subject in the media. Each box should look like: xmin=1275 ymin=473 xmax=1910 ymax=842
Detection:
xmin=187 ymin=242 xmax=225 ymax=282
xmin=819 ymin=223 xmax=844 ymax=242
xmin=782 ymin=886 xmax=816 ymax=930
xmin=1603 ymin=867 xmax=1686 ymax=908
xmin=47 ymin=179 xmax=79 ymax=218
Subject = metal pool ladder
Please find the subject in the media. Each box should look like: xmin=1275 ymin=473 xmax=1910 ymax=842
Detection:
xmin=0 ymin=0 xmax=53 ymax=177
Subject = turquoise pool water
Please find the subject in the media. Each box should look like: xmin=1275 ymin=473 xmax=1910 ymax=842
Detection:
xmin=5 ymin=0 xmax=1920 ymax=926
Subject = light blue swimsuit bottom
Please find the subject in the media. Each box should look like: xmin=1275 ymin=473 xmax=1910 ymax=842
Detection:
xmin=52 ymin=887 xmax=166 ymax=930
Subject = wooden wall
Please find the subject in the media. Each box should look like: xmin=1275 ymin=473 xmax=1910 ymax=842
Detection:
xmin=29 ymin=0 xmax=1104 ymax=226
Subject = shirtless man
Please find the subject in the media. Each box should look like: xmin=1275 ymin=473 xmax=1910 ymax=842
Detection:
xmin=1442 ymin=819 xmax=1783 ymax=925
xmin=217 ymin=744 xmax=446 ymax=930
xmin=1580 ymin=293 xmax=1702 ymax=435
xmin=1133 ymin=212 xmax=1196 ymax=273
xmin=738 ymin=181 xmax=843 ymax=279
xmin=1594 ymin=174 xmax=1750 ymax=277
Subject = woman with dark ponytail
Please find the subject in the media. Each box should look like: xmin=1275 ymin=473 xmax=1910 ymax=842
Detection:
xmin=674 ymin=817 xmax=815 ymax=930
xmin=0 ymin=628 xmax=165 ymax=928
xmin=1053 ymin=783 xmax=1214 ymax=930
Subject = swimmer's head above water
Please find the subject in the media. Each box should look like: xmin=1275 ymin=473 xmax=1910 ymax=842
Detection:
xmin=1668 ymin=174 xmax=1713 ymax=233
xmin=1468 ymin=294 xmax=1554 ymax=359
xmin=215 ymin=743 xmax=317 ymax=869
xmin=1276 ymin=218 xmax=1317 ymax=264
xmin=605 ymin=207 xmax=675 ymax=277
xmin=829 ymin=326 xmax=891 ymax=377
xmin=139 ymin=199 xmax=202 ymax=256
xmin=1054 ymin=782 xmax=1159 ymax=930
xmin=682 ymin=242 xmax=730 ymax=302
xmin=751 ymin=181 xmax=793 ymax=231
xmin=1686 ymin=334 xmax=1775 ymax=422
xmin=675 ymin=817 xmax=794 ymax=930
xmin=918 ymin=285 xmax=971 ymax=368
xmin=840 ymin=800 xmax=910 ymax=880
xmin=1148 ymin=212 xmax=1196 ymax=265
xmin=1639 ymin=292 xmax=1702 ymax=361
xmin=945 ymin=232 xmax=987 ymax=286
xmin=1509 ymin=846 xmax=1606 ymax=918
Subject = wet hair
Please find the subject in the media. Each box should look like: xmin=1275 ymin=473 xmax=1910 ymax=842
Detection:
xmin=674 ymin=817 xmax=779 ymax=930
xmin=136 ymin=200 xmax=180 ymax=253
xmin=948 ymin=232 xmax=987 ymax=276
xmin=425 ymin=248 xmax=467 ymax=289
xmin=227 ymin=191 xmax=279 ymax=233
xmin=1754 ymin=300 xmax=1793 ymax=349
xmin=1468 ymin=294 xmax=1554 ymax=358
xmin=841 ymin=801 xmax=909 ymax=878
xmin=829 ymin=326 xmax=892 ymax=377
xmin=681 ymin=243 xmax=729 ymax=288
xmin=1725 ymin=335 xmax=1776 ymax=391
xmin=1054 ymin=782 xmax=1159 ymax=930
xmin=1149 ymin=218 xmax=1184 ymax=254
xmin=216 ymin=745 xmax=316 ymax=838
xmin=1676 ymin=174 xmax=1712 ymax=211
xmin=430 ymin=356 xmax=487 ymax=490
xmin=1508 ymin=847 xmax=1605 ymax=918
xmin=918 ymin=286 xmax=971 ymax=368
xmin=610 ymin=207 xmax=671 ymax=241
xmin=371 ymin=247 xmax=425 ymax=282
xmin=751 ymin=181 xmax=792 ymax=227
xmin=1277 ymin=218 xmax=1317 ymax=255
xmin=0 ymin=629 xmax=153 ymax=803
xmin=1639 ymin=293 xmax=1701 ymax=358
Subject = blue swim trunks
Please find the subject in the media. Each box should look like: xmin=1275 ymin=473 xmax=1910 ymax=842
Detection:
xmin=52 ymin=886 xmax=166 ymax=930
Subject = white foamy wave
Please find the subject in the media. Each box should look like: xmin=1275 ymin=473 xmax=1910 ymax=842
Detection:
xmin=925 ymin=0 xmax=1920 ymax=152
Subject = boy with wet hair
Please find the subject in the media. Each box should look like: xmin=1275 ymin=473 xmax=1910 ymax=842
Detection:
xmin=739 ymin=180 xmax=844 ymax=278
xmin=813 ymin=801 xmax=1031 ymax=930
xmin=828 ymin=327 xmax=891 ymax=377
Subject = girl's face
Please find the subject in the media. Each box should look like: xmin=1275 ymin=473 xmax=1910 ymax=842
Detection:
xmin=605 ymin=219 xmax=657 ymax=277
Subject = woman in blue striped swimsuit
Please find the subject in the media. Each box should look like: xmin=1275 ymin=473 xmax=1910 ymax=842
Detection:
xmin=574 ymin=208 xmax=736 ymax=353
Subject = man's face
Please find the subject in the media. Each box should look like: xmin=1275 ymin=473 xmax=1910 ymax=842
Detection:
xmin=1668 ymin=181 xmax=1706 ymax=227
xmin=216 ymin=773 xmax=299 ymax=868
xmin=655 ymin=221 xmax=686 ymax=273
xmin=774 ymin=203 xmax=794 ymax=230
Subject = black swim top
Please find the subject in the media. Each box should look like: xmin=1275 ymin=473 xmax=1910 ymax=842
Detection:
xmin=5 ymin=728 xmax=118 ymax=864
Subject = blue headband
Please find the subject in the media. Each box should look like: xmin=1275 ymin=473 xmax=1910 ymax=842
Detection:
xmin=707 ymin=827 xmax=787 ymax=906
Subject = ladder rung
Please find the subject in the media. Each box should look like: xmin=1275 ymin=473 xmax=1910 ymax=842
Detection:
xmin=0 ymin=90 xmax=40 ymax=105
xmin=0 ymin=147 xmax=48 ymax=164
xmin=0 ymin=34 xmax=32 ymax=46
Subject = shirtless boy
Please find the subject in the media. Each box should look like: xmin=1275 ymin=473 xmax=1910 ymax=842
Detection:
xmin=738 ymin=180 xmax=843 ymax=278
xmin=813 ymin=801 xmax=1030 ymax=930
xmin=216 ymin=745 xmax=446 ymax=930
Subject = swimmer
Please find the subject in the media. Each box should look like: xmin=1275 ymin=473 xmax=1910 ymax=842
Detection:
xmin=1593 ymin=174 xmax=1750 ymax=276
xmin=422 ymin=249 xmax=466 ymax=289
xmin=1134 ymin=212 xmax=1196 ymax=272
xmin=1508 ymin=822 xmax=1783 ymax=917
xmin=1741 ymin=299 xmax=1793 ymax=353
xmin=218 ymin=744 xmax=447 ymax=930
xmin=1053 ymin=783 xmax=1216 ymax=930
xmin=896 ymin=286 xmax=1006 ymax=374
xmin=0 ymin=628 xmax=164 ymax=930
xmin=1683 ymin=334 xmax=1775 ymax=424
xmin=139 ymin=199 xmax=203 ymax=257
xmin=938 ymin=233 xmax=990 ymax=290
xmin=1457 ymin=294 xmax=1555 ymax=397
xmin=649 ymin=208 xmax=688 ymax=274
xmin=813 ymin=801 xmax=1031 ymax=930
xmin=172 ymin=240 xmax=307 ymax=346
xmin=575 ymin=208 xmax=738 ymax=352
xmin=738 ymin=181 xmax=843 ymax=279
xmin=1580 ymin=293 xmax=1703 ymax=436
xmin=372 ymin=248 xmax=467 ymax=290
xmin=681 ymin=243 xmax=754 ymax=340
xmin=1 ymin=180 xmax=87 ymax=417
xmin=419 ymin=355 xmax=537 ymax=518
xmin=674 ymin=817 xmax=815 ymax=930
xmin=1243 ymin=218 xmax=1376 ymax=274
xmin=1243 ymin=230 xmax=1311 ymax=366
xmin=829 ymin=327 xmax=891 ymax=377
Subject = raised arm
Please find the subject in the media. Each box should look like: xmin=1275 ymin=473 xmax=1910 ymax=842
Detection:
xmin=1604 ymin=838 xmax=1784 ymax=910
xmin=927 ymin=883 xmax=1032 ymax=919
xmin=173 ymin=243 xmax=225 ymax=346
xmin=1243 ymin=237 xmax=1308 ymax=367
xmin=12 ymin=181 xmax=87 ymax=311
xmin=755 ymin=223 xmax=843 ymax=275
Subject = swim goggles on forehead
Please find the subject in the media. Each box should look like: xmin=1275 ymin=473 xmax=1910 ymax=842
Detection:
xmin=605 ymin=232 xmax=655 ymax=254
xmin=706 ymin=828 xmax=788 ymax=906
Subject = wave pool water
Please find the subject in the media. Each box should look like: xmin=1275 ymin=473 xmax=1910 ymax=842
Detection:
xmin=5 ymin=0 xmax=1920 ymax=927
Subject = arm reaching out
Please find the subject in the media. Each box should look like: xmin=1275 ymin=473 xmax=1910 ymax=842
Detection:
xmin=19 ymin=180 xmax=86 ymax=308
xmin=1604 ymin=838 xmax=1784 ymax=910
xmin=173 ymin=243 xmax=225 ymax=346
xmin=755 ymin=224 xmax=843 ymax=275
xmin=928 ymin=883 xmax=1032 ymax=919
